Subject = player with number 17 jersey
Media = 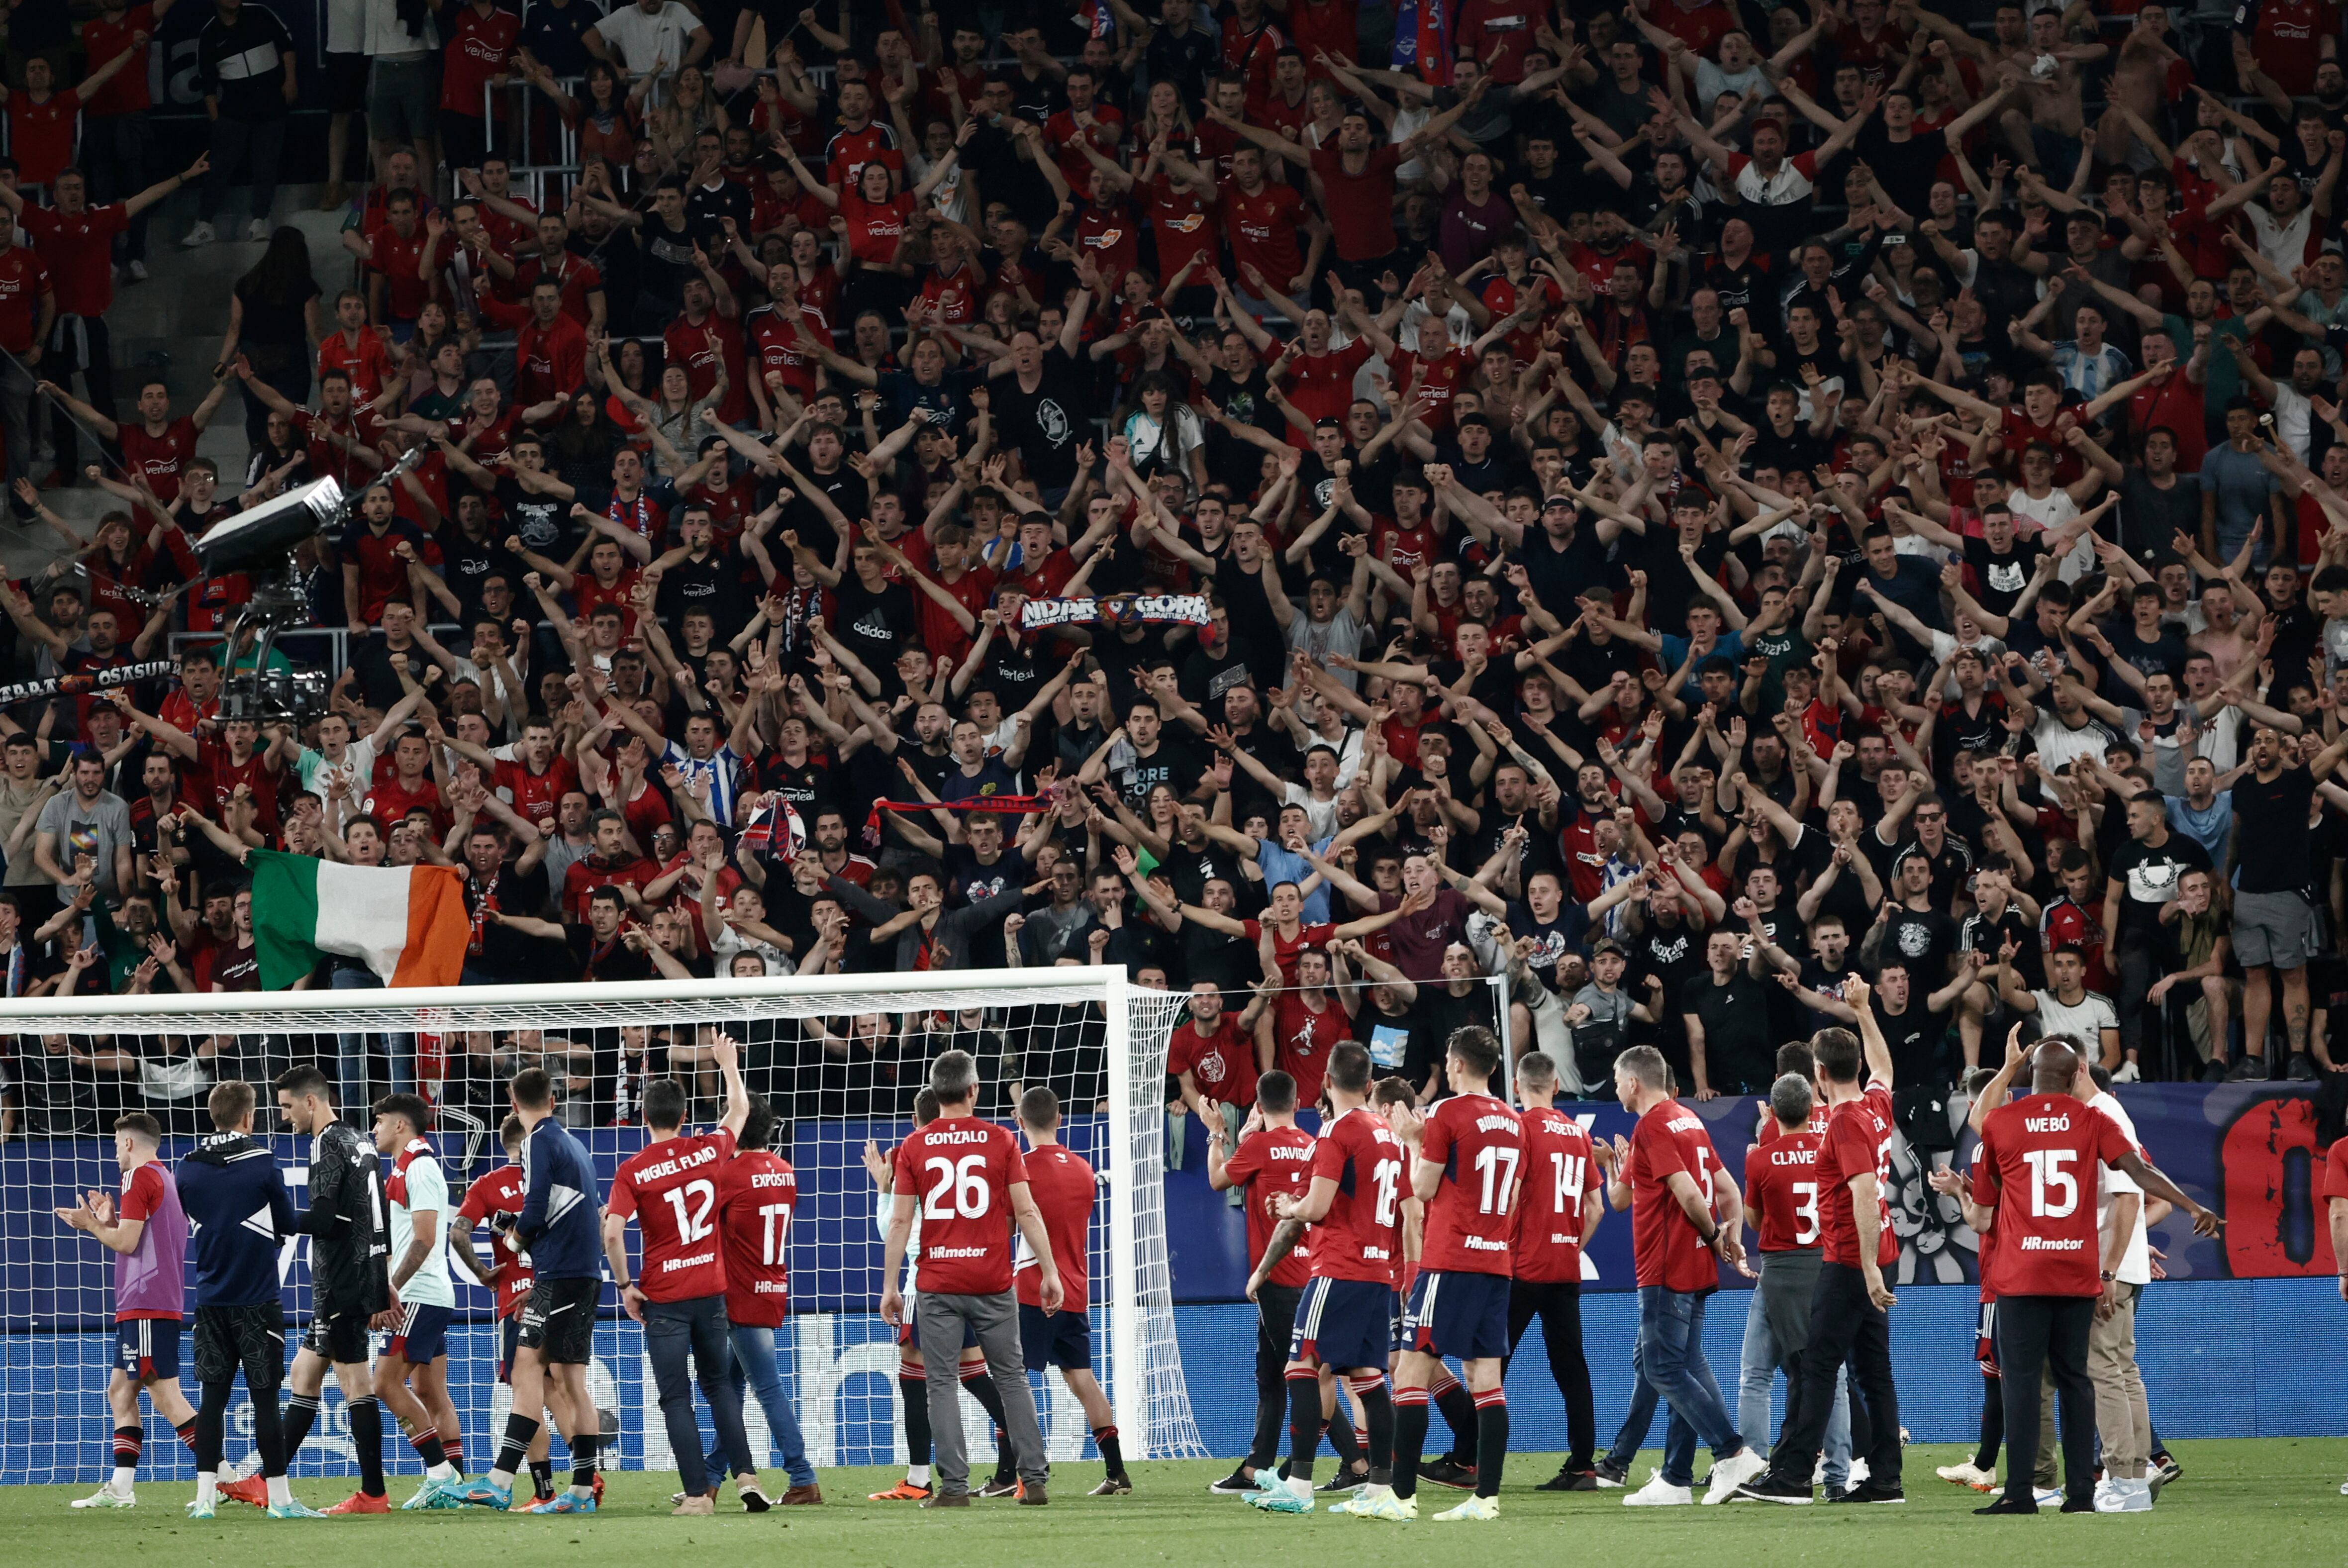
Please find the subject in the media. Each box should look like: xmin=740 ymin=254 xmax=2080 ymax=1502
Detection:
xmin=717 ymin=1143 xmax=796 ymax=1325
xmin=608 ymin=1127 xmax=737 ymax=1300
xmin=1407 ymin=1091 xmax=1521 ymax=1359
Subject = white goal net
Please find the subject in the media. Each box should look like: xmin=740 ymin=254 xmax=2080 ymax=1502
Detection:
xmin=0 ymin=967 xmax=1202 ymax=1486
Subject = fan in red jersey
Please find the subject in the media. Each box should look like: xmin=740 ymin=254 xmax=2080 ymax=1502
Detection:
xmin=1734 ymin=990 xmax=1903 ymax=1504
xmin=710 ymin=1093 xmax=819 ymax=1504
xmin=1959 ymin=1034 xmax=2215 ymax=1517
xmin=602 ymin=1033 xmax=763 ymax=1515
xmin=1205 ymin=1068 xmax=1317 ymax=1493
xmin=1507 ymin=1050 xmax=1604 ymax=1491
xmin=450 ymin=1116 xmax=567 ymax=1503
xmin=1012 ymin=1086 xmax=1133 ymax=1496
xmin=880 ymin=1048 xmax=1063 ymax=1507
xmin=1241 ymin=1041 xmax=1405 ymax=1516
xmin=1385 ymin=1024 xmax=1520 ymax=1521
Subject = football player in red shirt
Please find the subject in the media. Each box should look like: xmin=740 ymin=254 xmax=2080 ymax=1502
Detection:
xmin=1508 ymin=1050 xmax=1604 ymax=1491
xmin=601 ymin=1032 xmax=764 ymax=1514
xmin=1961 ymin=1036 xmax=2215 ymax=1516
xmin=450 ymin=1119 xmax=561 ymax=1490
xmin=880 ymin=1048 xmax=1063 ymax=1506
xmin=1241 ymin=1041 xmax=1405 ymax=1516
xmin=1736 ymin=1069 xmax=1827 ymax=1489
xmin=1605 ymin=1043 xmax=1763 ymax=1505
xmin=1206 ymin=1068 xmax=1317 ymax=1493
xmin=1734 ymin=993 xmax=1900 ymax=1503
xmin=1380 ymin=1024 xmax=1519 ymax=1522
xmin=708 ymin=1093 xmax=819 ymax=1504
xmin=1013 ymin=1086 xmax=1132 ymax=1495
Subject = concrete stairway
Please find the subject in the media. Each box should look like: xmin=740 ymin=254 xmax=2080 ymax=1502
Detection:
xmin=47 ymin=178 xmax=359 ymax=528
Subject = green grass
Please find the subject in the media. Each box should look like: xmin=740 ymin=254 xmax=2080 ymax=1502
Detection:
xmin=5 ymin=1444 xmax=2347 ymax=1566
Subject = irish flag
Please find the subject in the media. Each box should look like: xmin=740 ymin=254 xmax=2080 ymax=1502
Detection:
xmin=249 ymin=850 xmax=471 ymax=990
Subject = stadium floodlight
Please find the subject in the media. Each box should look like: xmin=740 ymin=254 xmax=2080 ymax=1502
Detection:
xmin=0 ymin=968 xmax=1204 ymax=1485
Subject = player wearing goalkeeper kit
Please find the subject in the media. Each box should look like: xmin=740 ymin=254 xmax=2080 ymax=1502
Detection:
xmin=1377 ymin=1026 xmax=1521 ymax=1524
xmin=1507 ymin=1052 xmax=1604 ymax=1492
xmin=273 ymin=1066 xmax=390 ymax=1517
xmin=1205 ymin=1069 xmax=1315 ymax=1494
xmin=605 ymin=1033 xmax=764 ymax=1516
xmin=1733 ymin=994 xmax=1902 ymax=1505
xmin=54 ymin=1112 xmax=201 ymax=1510
xmin=174 ymin=1080 xmax=300 ymax=1520
xmin=439 ymin=1068 xmax=607 ymax=1512
xmin=880 ymin=1049 xmax=1063 ymax=1507
xmin=1964 ymin=1037 xmax=2219 ymax=1516
xmin=1244 ymin=1041 xmax=1405 ymax=1517
xmin=451 ymin=1116 xmax=575 ymax=1504
xmin=371 ymin=1095 xmax=465 ymax=1509
xmin=1013 ymin=1085 xmax=1132 ymax=1496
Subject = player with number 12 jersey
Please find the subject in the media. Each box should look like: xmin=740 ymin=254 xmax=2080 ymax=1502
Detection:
xmin=608 ymin=1125 xmax=736 ymax=1300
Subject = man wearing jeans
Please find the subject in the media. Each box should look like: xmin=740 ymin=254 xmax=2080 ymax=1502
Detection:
xmin=1603 ymin=1044 xmax=1766 ymax=1506
xmin=603 ymin=1033 xmax=762 ymax=1515
xmin=880 ymin=1048 xmax=1061 ymax=1508
xmin=707 ymin=1091 xmax=820 ymax=1504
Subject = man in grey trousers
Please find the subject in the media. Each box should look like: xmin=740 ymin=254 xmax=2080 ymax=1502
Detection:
xmin=879 ymin=1049 xmax=1062 ymax=1506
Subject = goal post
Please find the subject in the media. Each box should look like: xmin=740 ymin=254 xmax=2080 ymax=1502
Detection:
xmin=0 ymin=965 xmax=1204 ymax=1484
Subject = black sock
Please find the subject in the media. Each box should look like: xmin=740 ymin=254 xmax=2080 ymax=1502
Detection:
xmin=410 ymin=1430 xmax=449 ymax=1472
xmin=1390 ymin=1386 xmax=1429 ymax=1500
xmin=1094 ymin=1424 xmax=1125 ymax=1478
xmin=1284 ymin=1372 xmax=1321 ymax=1482
xmin=347 ymin=1395 xmax=386 ymax=1496
xmin=899 ymin=1374 xmax=933 ymax=1468
xmin=1326 ymin=1406 xmax=1363 ymax=1467
xmin=251 ymin=1385 xmax=288 ymax=1478
xmin=112 ymin=1425 xmax=142 ymax=1475
xmin=282 ymin=1392 xmax=320 ymax=1457
xmin=528 ymin=1459 xmax=555 ymax=1499
xmin=1433 ymin=1379 xmax=1477 ymax=1467
xmin=570 ymin=1433 xmax=599 ymax=1492
xmin=964 ymin=1371 xmax=1013 ymax=1480
xmin=1355 ymin=1378 xmax=1395 ymax=1487
xmin=174 ymin=1416 xmax=197 ymax=1453
xmin=196 ymin=1382 xmax=233 ymax=1473
xmin=1974 ymin=1373 xmax=2004 ymax=1472
xmin=495 ymin=1411 xmax=540 ymax=1479
xmin=1473 ymin=1392 xmax=1508 ymax=1497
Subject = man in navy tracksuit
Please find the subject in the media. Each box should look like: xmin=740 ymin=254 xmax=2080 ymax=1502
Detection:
xmin=174 ymin=1078 xmax=306 ymax=1519
xmin=441 ymin=1068 xmax=607 ymax=1513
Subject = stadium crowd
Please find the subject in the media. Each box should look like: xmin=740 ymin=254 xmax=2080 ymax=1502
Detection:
xmin=2 ymin=0 xmax=2348 ymax=1139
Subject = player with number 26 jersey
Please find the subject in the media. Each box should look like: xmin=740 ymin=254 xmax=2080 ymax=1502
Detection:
xmin=608 ymin=1127 xmax=737 ymax=1300
xmin=891 ymin=1114 xmax=1028 ymax=1295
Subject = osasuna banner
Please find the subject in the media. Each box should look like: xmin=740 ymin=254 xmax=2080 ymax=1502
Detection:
xmin=1163 ymin=1083 xmax=2344 ymax=1296
xmin=1020 ymin=593 xmax=1210 ymax=631
xmin=248 ymin=850 xmax=469 ymax=989
xmin=0 ymin=660 xmax=175 ymax=707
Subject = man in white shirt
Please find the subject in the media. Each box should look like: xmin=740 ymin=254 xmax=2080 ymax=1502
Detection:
xmin=370 ymin=1094 xmax=464 ymax=1511
xmin=2083 ymin=1057 xmax=2156 ymax=1513
xmin=1996 ymin=944 xmax=2122 ymax=1067
xmin=587 ymin=0 xmax=711 ymax=81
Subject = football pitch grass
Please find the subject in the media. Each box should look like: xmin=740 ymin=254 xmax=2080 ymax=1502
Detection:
xmin=4 ymin=1443 xmax=2344 ymax=1567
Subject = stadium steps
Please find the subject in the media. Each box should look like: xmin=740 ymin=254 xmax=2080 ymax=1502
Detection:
xmin=48 ymin=181 xmax=349 ymax=528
